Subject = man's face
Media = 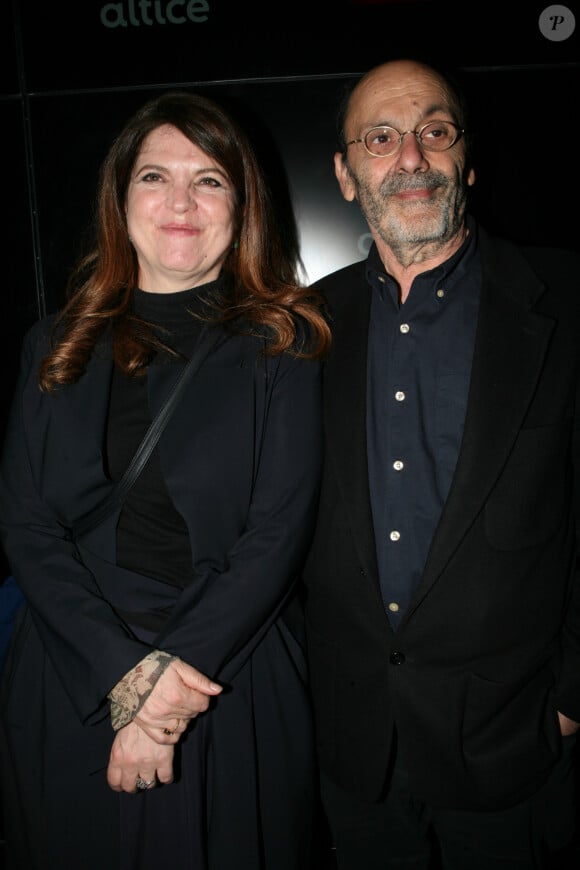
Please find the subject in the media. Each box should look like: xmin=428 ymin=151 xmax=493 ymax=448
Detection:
xmin=335 ymin=60 xmax=475 ymax=252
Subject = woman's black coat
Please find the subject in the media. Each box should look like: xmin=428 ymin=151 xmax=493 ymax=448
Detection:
xmin=0 ymin=317 xmax=323 ymax=869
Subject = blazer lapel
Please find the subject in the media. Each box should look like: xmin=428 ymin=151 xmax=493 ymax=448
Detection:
xmin=415 ymin=235 xmax=555 ymax=604
xmin=41 ymin=353 xmax=116 ymax=525
xmin=62 ymin=355 xmax=113 ymax=463
xmin=326 ymin=277 xmax=381 ymax=582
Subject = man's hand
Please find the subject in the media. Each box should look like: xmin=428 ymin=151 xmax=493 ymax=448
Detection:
xmin=558 ymin=711 xmax=580 ymax=736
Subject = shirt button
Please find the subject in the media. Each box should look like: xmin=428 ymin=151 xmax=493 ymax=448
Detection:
xmin=389 ymin=530 xmax=400 ymax=542
xmin=436 ymin=288 xmax=445 ymax=299
xmin=393 ymin=460 xmax=404 ymax=471
xmin=390 ymin=651 xmax=406 ymax=665
xmin=388 ymin=602 xmax=399 ymax=613
xmin=400 ymin=323 xmax=410 ymax=334
xmin=395 ymin=391 xmax=405 ymax=402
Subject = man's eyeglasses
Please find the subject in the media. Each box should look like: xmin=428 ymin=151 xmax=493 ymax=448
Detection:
xmin=346 ymin=120 xmax=464 ymax=158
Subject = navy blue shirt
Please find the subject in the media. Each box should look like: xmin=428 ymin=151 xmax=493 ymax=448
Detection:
xmin=366 ymin=221 xmax=481 ymax=629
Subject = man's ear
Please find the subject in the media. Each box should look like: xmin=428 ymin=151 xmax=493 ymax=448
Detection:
xmin=334 ymin=152 xmax=357 ymax=202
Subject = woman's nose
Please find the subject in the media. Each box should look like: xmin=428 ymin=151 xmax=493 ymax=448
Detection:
xmin=169 ymin=184 xmax=195 ymax=211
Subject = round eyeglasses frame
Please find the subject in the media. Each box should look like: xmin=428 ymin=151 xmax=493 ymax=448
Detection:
xmin=346 ymin=120 xmax=464 ymax=158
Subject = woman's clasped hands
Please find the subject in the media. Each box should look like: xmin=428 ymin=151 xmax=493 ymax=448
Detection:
xmin=107 ymin=657 xmax=222 ymax=793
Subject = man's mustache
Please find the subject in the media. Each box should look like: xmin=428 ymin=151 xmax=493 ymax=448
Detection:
xmin=379 ymin=171 xmax=450 ymax=196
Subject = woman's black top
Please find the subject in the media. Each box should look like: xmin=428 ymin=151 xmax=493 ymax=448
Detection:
xmin=107 ymin=281 xmax=221 ymax=628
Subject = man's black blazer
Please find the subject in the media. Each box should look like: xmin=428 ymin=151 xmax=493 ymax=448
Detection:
xmin=303 ymin=223 xmax=580 ymax=811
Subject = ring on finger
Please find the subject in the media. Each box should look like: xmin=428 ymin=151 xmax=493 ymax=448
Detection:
xmin=162 ymin=717 xmax=181 ymax=736
xmin=136 ymin=776 xmax=155 ymax=791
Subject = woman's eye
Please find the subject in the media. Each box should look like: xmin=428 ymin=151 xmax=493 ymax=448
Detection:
xmin=198 ymin=176 xmax=222 ymax=188
xmin=140 ymin=171 xmax=163 ymax=183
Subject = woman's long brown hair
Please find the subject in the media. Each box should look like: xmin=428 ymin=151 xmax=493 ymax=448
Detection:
xmin=39 ymin=91 xmax=331 ymax=392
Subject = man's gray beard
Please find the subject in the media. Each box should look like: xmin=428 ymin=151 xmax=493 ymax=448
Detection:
xmin=355 ymin=169 xmax=468 ymax=255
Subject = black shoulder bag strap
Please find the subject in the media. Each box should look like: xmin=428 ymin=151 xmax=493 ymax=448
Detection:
xmin=72 ymin=323 xmax=222 ymax=540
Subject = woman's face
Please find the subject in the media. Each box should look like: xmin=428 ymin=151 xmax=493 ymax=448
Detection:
xmin=126 ymin=123 xmax=237 ymax=292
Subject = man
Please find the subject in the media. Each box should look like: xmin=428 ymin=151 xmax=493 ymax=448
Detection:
xmin=303 ymin=58 xmax=580 ymax=869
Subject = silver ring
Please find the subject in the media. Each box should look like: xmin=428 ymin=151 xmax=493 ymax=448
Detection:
xmin=135 ymin=777 xmax=155 ymax=791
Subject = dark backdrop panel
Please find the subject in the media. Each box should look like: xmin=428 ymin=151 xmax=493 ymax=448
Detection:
xmin=447 ymin=63 xmax=580 ymax=253
xmin=15 ymin=0 xmax=579 ymax=89
xmin=1 ymin=1 xmax=17 ymax=96
xmin=1 ymin=99 xmax=38 ymax=577
xmin=3 ymin=99 xmax=38 ymax=414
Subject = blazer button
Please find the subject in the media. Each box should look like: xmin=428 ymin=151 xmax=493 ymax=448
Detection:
xmin=389 ymin=651 xmax=406 ymax=665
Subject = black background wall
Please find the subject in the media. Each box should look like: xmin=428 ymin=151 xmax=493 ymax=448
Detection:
xmin=2 ymin=0 xmax=579 ymax=552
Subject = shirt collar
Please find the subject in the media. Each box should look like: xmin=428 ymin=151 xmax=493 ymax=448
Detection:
xmin=366 ymin=215 xmax=479 ymax=301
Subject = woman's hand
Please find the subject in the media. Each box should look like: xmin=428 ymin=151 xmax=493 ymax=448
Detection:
xmin=107 ymin=719 xmax=175 ymax=793
xmin=135 ymin=657 xmax=222 ymax=743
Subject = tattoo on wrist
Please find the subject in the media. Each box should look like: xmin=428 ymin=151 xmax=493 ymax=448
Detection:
xmin=107 ymin=650 xmax=176 ymax=731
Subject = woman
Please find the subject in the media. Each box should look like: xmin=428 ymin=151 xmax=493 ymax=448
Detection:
xmin=0 ymin=91 xmax=331 ymax=869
